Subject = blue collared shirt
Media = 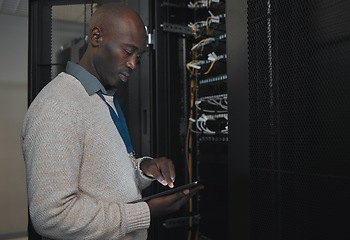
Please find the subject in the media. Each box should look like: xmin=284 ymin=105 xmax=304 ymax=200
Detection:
xmin=65 ymin=61 xmax=107 ymax=96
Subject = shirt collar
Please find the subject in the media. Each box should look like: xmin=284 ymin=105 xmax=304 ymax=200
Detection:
xmin=65 ymin=61 xmax=107 ymax=96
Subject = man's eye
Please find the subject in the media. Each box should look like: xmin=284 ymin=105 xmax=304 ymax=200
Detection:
xmin=124 ymin=49 xmax=132 ymax=55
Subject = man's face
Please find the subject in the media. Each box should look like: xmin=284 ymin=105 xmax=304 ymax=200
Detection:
xmin=93 ymin=18 xmax=146 ymax=92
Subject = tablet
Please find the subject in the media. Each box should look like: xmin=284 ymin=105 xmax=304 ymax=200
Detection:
xmin=129 ymin=181 xmax=201 ymax=203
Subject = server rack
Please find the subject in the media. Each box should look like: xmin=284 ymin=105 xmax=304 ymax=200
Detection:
xmin=150 ymin=1 xmax=230 ymax=239
xmin=247 ymin=1 xmax=350 ymax=239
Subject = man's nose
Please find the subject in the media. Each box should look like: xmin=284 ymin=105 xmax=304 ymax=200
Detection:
xmin=126 ymin=55 xmax=137 ymax=70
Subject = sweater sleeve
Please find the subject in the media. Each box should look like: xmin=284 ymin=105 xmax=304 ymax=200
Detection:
xmin=21 ymin=98 xmax=150 ymax=240
xmin=134 ymin=157 xmax=155 ymax=190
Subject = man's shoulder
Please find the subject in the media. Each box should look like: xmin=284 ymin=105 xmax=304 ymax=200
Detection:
xmin=35 ymin=72 xmax=87 ymax=101
xmin=47 ymin=72 xmax=85 ymax=94
xmin=22 ymin=73 xmax=89 ymax=140
xmin=28 ymin=72 xmax=90 ymax=113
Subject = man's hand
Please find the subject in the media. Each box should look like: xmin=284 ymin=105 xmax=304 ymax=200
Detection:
xmin=140 ymin=157 xmax=175 ymax=188
xmin=146 ymin=185 xmax=204 ymax=217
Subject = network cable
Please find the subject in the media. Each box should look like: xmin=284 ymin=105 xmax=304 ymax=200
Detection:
xmin=195 ymin=94 xmax=227 ymax=113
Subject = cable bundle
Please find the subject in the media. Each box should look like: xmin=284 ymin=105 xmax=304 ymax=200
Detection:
xmin=195 ymin=94 xmax=227 ymax=113
xmin=186 ymin=53 xmax=227 ymax=76
xmin=188 ymin=12 xmax=225 ymax=37
xmin=187 ymin=0 xmax=220 ymax=9
xmin=190 ymin=113 xmax=228 ymax=135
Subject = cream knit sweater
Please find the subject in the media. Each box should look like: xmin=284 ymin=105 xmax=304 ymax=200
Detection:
xmin=21 ymin=72 xmax=154 ymax=240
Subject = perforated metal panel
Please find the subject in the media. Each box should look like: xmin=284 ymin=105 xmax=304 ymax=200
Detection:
xmin=248 ymin=0 xmax=350 ymax=239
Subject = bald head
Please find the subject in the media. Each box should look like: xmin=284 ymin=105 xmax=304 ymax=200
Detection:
xmin=89 ymin=3 xmax=146 ymax=38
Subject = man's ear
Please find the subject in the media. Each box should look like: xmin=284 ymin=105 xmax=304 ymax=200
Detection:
xmin=90 ymin=27 xmax=102 ymax=47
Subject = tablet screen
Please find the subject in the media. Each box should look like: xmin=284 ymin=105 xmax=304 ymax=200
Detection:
xmin=129 ymin=181 xmax=200 ymax=203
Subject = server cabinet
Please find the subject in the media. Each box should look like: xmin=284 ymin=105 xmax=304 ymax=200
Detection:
xmin=150 ymin=1 xmax=230 ymax=239
xmin=155 ymin=0 xmax=350 ymax=239
xmin=247 ymin=0 xmax=350 ymax=239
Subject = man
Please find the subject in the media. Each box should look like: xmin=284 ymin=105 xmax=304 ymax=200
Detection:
xmin=21 ymin=3 xmax=202 ymax=239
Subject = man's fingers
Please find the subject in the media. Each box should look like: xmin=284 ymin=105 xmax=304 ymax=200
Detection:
xmin=154 ymin=158 xmax=175 ymax=188
xmin=183 ymin=189 xmax=190 ymax=195
xmin=147 ymin=184 xmax=204 ymax=217
xmin=140 ymin=157 xmax=176 ymax=188
xmin=179 ymin=185 xmax=204 ymax=199
xmin=172 ymin=185 xmax=204 ymax=207
xmin=166 ymin=185 xmax=203 ymax=203
xmin=156 ymin=177 xmax=168 ymax=186
xmin=167 ymin=160 xmax=176 ymax=186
